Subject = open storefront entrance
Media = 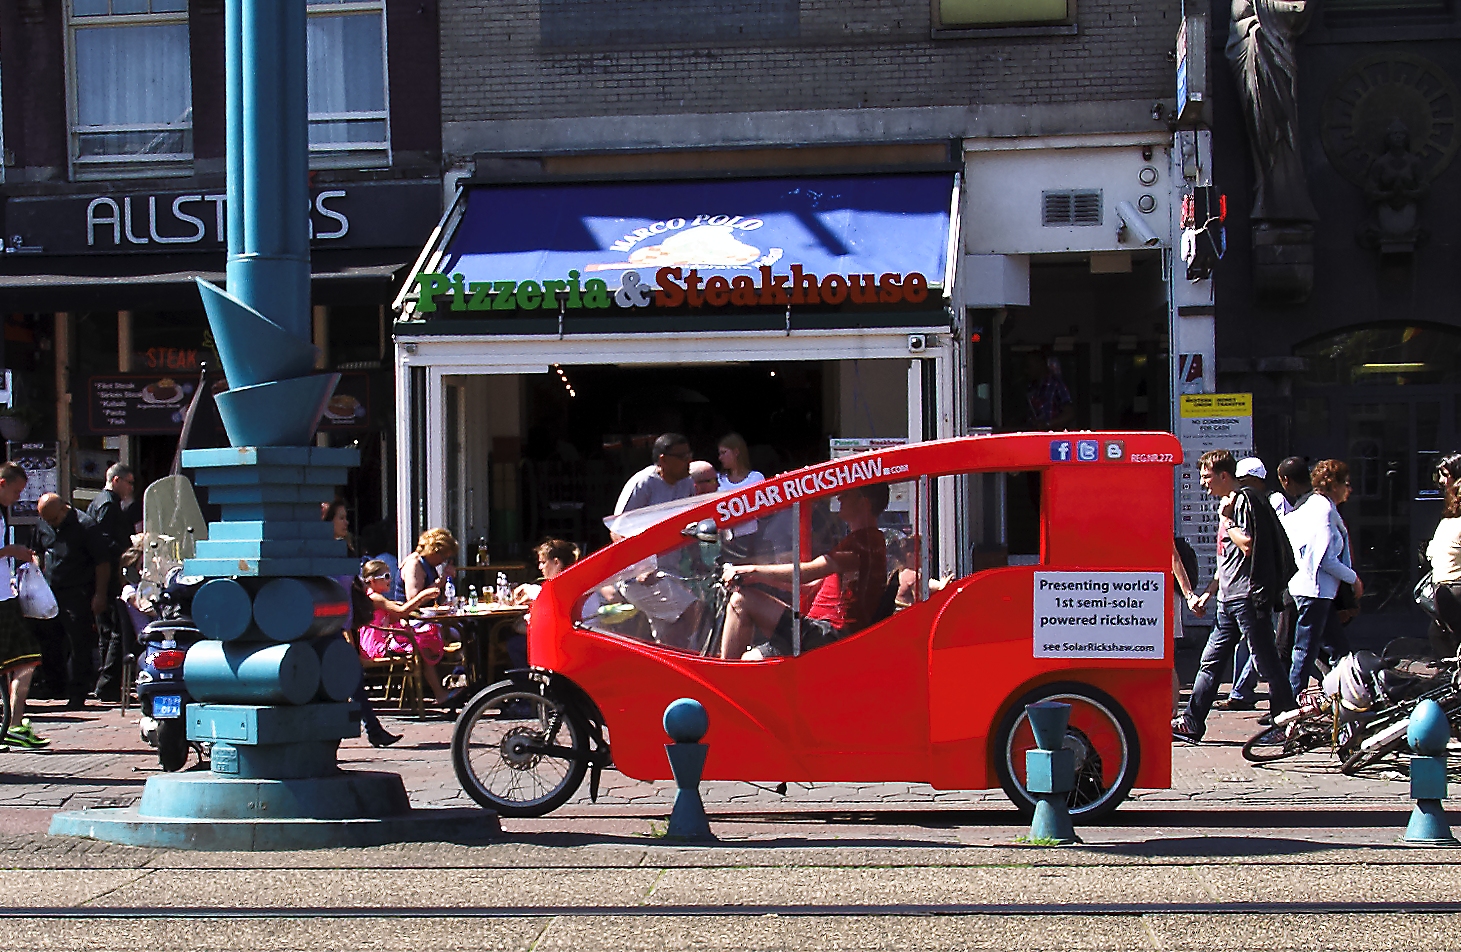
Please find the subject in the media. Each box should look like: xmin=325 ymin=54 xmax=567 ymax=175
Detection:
xmin=398 ymin=328 xmax=955 ymax=576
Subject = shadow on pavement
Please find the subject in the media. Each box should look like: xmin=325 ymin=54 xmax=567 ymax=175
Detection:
xmin=1089 ymin=835 xmax=1371 ymax=858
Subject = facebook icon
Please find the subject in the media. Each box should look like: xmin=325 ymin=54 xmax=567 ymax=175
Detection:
xmin=1076 ymin=440 xmax=1099 ymax=461
xmin=1050 ymin=440 xmax=1073 ymax=461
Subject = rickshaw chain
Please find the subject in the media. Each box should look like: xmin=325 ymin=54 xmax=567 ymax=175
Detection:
xmin=5 ymin=901 xmax=1461 ymax=918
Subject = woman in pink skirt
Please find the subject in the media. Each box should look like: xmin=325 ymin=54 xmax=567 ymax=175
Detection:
xmin=357 ymin=559 xmax=451 ymax=705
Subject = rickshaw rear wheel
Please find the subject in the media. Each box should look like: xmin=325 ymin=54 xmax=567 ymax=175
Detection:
xmin=993 ymin=681 xmax=1140 ymax=822
xmin=451 ymin=682 xmax=589 ymax=818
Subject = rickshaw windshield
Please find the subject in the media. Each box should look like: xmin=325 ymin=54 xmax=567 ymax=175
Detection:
xmin=575 ymin=478 xmax=925 ymax=659
xmin=601 ymin=493 xmax=724 ymax=540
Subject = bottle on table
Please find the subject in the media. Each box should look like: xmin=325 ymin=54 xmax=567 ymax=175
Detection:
xmin=443 ymin=573 xmax=456 ymax=605
xmin=497 ymin=572 xmax=511 ymax=604
xmin=468 ymin=585 xmax=478 ymax=608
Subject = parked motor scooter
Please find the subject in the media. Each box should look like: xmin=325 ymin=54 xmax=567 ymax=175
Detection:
xmin=136 ymin=569 xmax=207 ymax=772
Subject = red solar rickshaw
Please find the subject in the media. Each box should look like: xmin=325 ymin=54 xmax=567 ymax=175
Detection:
xmin=450 ymin=431 xmax=1181 ymax=819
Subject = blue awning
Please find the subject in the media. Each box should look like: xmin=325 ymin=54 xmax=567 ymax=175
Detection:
xmin=420 ymin=172 xmax=957 ymax=293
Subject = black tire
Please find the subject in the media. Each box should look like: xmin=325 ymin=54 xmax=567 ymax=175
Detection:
xmin=1241 ymin=719 xmax=1327 ymax=763
xmin=451 ymin=681 xmax=589 ymax=818
xmin=1340 ymin=718 xmax=1414 ymax=775
xmin=993 ymin=681 xmax=1140 ymax=822
xmin=157 ymin=717 xmax=189 ymax=772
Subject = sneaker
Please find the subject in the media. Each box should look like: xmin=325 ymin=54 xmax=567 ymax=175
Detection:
xmin=1213 ymin=697 xmax=1257 ymax=712
xmin=6 ymin=719 xmax=50 ymax=750
xmin=1171 ymin=716 xmax=1203 ymax=744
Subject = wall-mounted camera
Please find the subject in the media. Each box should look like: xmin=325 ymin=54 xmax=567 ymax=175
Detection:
xmin=1115 ymin=201 xmax=1162 ymax=247
xmin=907 ymin=334 xmax=928 ymax=354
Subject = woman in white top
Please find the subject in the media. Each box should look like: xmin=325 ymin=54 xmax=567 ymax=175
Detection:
xmin=1426 ymin=470 xmax=1461 ymax=659
xmin=1285 ymin=459 xmax=1362 ymax=695
xmin=0 ymin=463 xmax=45 ymax=749
xmin=717 ymin=433 xmax=765 ymax=559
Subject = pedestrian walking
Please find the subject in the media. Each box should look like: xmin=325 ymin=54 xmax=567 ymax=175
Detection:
xmin=0 ymin=463 xmax=46 ymax=749
xmin=88 ymin=464 xmax=135 ymax=702
xmin=1224 ymin=455 xmax=1311 ymax=709
xmin=1284 ymin=460 xmax=1360 ymax=695
xmin=1428 ymin=454 xmax=1461 ymax=660
xmin=1174 ymin=450 xmax=1296 ymax=742
xmin=32 ymin=493 xmax=111 ymax=711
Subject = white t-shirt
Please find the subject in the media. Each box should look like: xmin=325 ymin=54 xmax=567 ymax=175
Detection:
xmin=717 ymin=470 xmax=766 ymax=535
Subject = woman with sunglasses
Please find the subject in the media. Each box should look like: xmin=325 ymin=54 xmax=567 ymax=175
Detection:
xmin=1284 ymin=459 xmax=1361 ymax=696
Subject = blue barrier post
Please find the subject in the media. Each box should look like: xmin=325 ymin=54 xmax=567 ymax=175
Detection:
xmin=663 ymin=698 xmax=716 ymax=842
xmin=1404 ymin=698 xmax=1458 ymax=846
xmin=1024 ymin=701 xmax=1078 ymax=845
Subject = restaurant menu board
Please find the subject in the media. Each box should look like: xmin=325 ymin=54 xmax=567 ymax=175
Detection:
xmin=318 ymin=372 xmax=371 ymax=430
xmin=1177 ymin=394 xmax=1254 ymax=600
xmin=5 ymin=442 xmax=58 ymax=524
xmin=88 ymin=375 xmax=200 ymax=434
xmin=87 ymin=371 xmax=373 ymax=435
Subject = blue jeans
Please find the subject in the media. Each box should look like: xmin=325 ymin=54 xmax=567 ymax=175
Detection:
xmin=1230 ymin=595 xmax=1296 ymax=702
xmin=1186 ymin=597 xmax=1296 ymax=733
xmin=1290 ymin=595 xmax=1349 ymax=696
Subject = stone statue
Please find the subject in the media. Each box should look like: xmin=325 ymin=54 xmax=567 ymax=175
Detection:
xmin=1226 ymin=0 xmax=1318 ymax=223
xmin=1361 ymin=118 xmax=1427 ymax=252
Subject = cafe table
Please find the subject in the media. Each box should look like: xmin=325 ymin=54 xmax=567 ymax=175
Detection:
xmin=411 ymin=602 xmax=529 ymax=692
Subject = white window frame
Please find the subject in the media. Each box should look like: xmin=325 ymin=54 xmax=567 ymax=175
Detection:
xmin=307 ymin=0 xmax=391 ymax=170
xmin=64 ymin=0 xmax=194 ymax=181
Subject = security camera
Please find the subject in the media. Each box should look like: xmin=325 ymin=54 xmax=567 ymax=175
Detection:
xmin=907 ymin=334 xmax=927 ymax=354
xmin=1116 ymin=201 xmax=1162 ymax=247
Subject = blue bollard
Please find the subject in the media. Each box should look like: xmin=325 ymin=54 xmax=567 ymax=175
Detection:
xmin=662 ymin=698 xmax=716 ymax=842
xmin=1403 ymin=698 xmax=1458 ymax=846
xmin=1024 ymin=701 xmax=1078 ymax=845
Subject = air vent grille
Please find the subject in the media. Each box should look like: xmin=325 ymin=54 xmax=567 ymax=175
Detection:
xmin=1042 ymin=189 xmax=1103 ymax=226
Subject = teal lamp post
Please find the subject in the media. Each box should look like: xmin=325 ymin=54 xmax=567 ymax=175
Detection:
xmin=49 ymin=0 xmax=497 ymax=849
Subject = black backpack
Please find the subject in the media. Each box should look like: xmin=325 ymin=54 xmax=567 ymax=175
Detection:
xmin=1240 ymin=487 xmax=1297 ymax=611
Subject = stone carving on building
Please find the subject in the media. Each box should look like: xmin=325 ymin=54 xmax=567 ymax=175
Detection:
xmin=1227 ymin=0 xmax=1318 ymax=302
xmin=1322 ymin=53 xmax=1459 ymax=257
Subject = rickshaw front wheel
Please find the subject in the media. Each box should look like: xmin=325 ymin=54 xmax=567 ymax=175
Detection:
xmin=451 ymin=683 xmax=590 ymax=818
xmin=992 ymin=681 xmax=1140 ymax=822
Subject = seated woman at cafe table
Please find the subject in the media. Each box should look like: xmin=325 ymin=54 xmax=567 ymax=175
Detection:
xmin=719 ymin=483 xmax=889 ymax=661
xmin=397 ymin=528 xmax=457 ymax=602
xmin=357 ymin=559 xmax=454 ymax=706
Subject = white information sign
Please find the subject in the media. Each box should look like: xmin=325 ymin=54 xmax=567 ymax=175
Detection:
xmin=1034 ymin=571 xmax=1167 ymax=659
xmin=1176 ymin=394 xmax=1253 ymax=595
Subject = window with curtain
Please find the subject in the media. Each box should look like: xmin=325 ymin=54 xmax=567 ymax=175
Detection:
xmin=67 ymin=0 xmax=193 ymax=178
xmin=308 ymin=0 xmax=390 ymax=168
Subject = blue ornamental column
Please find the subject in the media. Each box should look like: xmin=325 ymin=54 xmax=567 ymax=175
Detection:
xmin=48 ymin=0 xmax=497 ymax=850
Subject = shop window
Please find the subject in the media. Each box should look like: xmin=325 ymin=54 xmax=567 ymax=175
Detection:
xmin=66 ymin=0 xmax=193 ymax=179
xmin=933 ymin=0 xmax=1076 ymax=36
xmin=307 ymin=0 xmax=390 ymax=169
xmin=1295 ymin=324 xmax=1461 ymax=388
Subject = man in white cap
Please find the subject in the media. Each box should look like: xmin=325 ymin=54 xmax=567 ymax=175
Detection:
xmin=1215 ymin=457 xmax=1272 ymax=712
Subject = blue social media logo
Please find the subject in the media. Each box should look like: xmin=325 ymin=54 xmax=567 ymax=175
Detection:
xmin=1050 ymin=440 xmax=1073 ymax=461
xmin=1076 ymin=440 xmax=1099 ymax=461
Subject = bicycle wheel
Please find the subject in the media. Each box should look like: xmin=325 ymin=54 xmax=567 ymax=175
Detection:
xmin=1242 ymin=719 xmax=1327 ymax=763
xmin=451 ymin=682 xmax=588 ymax=818
xmin=1340 ymin=716 xmax=1412 ymax=775
xmin=993 ymin=681 xmax=1140 ymax=821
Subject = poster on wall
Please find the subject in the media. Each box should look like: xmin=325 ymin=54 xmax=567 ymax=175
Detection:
xmin=829 ymin=438 xmax=911 ymax=515
xmin=1177 ymin=393 xmax=1254 ymax=604
xmin=86 ymin=375 xmax=203 ymax=435
xmin=5 ymin=443 xmax=58 ymax=525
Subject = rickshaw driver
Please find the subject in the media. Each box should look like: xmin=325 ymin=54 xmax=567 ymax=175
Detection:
xmin=719 ymin=483 xmax=889 ymax=660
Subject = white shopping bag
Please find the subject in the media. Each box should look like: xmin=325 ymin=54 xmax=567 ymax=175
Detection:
xmin=16 ymin=563 xmax=59 ymax=620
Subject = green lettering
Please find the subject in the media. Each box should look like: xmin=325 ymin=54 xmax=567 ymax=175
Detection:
xmin=491 ymin=281 xmax=517 ymax=310
xmin=467 ymin=282 xmax=493 ymax=311
xmin=567 ymin=270 xmax=583 ymax=308
xmin=450 ymin=273 xmax=467 ymax=311
xmin=582 ymin=278 xmax=611 ymax=309
xmin=515 ymin=280 xmax=543 ymax=309
xmin=412 ymin=272 xmax=448 ymax=313
xmin=541 ymin=279 xmax=568 ymax=310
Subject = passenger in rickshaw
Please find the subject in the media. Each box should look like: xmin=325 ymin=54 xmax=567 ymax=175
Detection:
xmin=719 ymin=483 xmax=890 ymax=660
